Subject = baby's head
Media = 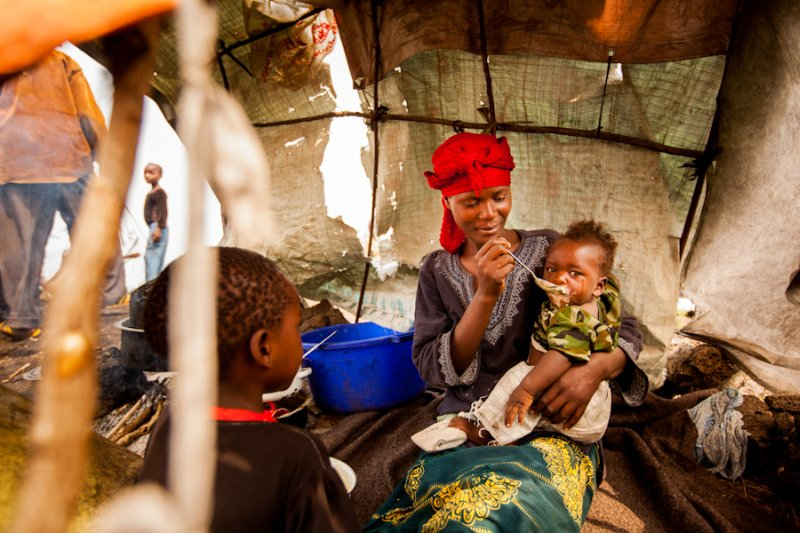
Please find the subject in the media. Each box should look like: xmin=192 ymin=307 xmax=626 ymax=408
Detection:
xmin=143 ymin=163 xmax=163 ymax=185
xmin=544 ymin=220 xmax=617 ymax=306
xmin=144 ymin=247 xmax=303 ymax=392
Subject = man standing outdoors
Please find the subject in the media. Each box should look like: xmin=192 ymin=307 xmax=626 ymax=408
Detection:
xmin=0 ymin=49 xmax=126 ymax=340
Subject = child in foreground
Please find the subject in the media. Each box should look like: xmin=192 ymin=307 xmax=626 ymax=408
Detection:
xmin=138 ymin=247 xmax=359 ymax=532
xmin=413 ymin=220 xmax=621 ymax=450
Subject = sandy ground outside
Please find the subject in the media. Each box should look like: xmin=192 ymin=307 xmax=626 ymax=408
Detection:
xmin=0 ymin=303 xmax=129 ymax=402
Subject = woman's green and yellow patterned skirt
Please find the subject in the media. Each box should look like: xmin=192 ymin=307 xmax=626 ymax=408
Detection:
xmin=364 ymin=435 xmax=599 ymax=532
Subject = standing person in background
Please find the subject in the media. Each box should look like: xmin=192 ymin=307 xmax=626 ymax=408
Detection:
xmin=0 ymin=49 xmax=126 ymax=340
xmin=143 ymin=162 xmax=168 ymax=281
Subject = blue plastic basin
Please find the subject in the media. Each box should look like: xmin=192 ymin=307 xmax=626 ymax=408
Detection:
xmin=301 ymin=322 xmax=426 ymax=413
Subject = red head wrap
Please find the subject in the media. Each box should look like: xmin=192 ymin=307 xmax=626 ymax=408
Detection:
xmin=423 ymin=133 xmax=515 ymax=253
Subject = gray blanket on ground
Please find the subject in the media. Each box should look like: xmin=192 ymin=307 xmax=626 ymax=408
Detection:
xmin=317 ymin=389 xmax=794 ymax=532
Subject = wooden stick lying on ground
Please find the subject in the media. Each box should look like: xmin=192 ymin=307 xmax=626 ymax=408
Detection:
xmin=1 ymin=362 xmax=31 ymax=383
xmin=105 ymin=394 xmax=146 ymax=443
xmin=116 ymin=399 xmax=164 ymax=447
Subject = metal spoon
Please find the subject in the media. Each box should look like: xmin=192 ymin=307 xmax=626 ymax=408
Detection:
xmin=302 ymin=330 xmax=338 ymax=359
xmin=504 ymin=248 xmax=569 ymax=297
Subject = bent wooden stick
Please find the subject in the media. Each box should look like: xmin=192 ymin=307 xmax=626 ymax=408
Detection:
xmin=167 ymin=0 xmax=220 ymax=530
xmin=10 ymin=22 xmax=159 ymax=533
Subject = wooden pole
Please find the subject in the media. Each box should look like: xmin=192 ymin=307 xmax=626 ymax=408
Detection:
xmin=10 ymin=22 xmax=158 ymax=533
xmin=355 ymin=0 xmax=383 ymax=322
xmin=170 ymin=0 xmax=220 ymax=530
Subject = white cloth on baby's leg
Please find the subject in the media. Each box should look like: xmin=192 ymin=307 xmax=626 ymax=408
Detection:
xmin=539 ymin=380 xmax=611 ymax=443
xmin=474 ymin=362 xmax=543 ymax=445
xmin=474 ymin=361 xmax=611 ymax=445
xmin=410 ymin=416 xmax=468 ymax=452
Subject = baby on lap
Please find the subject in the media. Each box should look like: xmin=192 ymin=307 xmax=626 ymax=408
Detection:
xmin=413 ymin=220 xmax=621 ymax=451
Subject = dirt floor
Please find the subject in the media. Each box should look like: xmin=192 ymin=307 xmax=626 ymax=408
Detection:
xmin=0 ymin=303 xmax=128 ymax=404
xmin=2 ymin=302 xmax=798 ymax=531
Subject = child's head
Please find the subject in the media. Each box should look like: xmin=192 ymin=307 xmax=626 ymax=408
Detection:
xmin=143 ymin=247 xmax=303 ymax=392
xmin=544 ymin=220 xmax=617 ymax=306
xmin=143 ymin=163 xmax=163 ymax=185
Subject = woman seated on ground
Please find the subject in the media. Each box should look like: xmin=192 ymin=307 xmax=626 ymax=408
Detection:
xmin=364 ymin=132 xmax=648 ymax=532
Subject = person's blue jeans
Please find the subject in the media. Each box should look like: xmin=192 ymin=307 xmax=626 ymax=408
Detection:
xmin=145 ymin=222 xmax=168 ymax=281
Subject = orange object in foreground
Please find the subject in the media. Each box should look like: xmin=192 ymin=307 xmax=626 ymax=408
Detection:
xmin=0 ymin=0 xmax=177 ymax=74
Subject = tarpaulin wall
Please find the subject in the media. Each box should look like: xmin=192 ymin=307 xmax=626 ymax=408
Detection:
xmin=147 ymin=0 xmax=739 ymax=388
xmin=364 ymin=48 xmax=726 ymax=385
xmin=681 ymin=0 xmax=800 ymax=394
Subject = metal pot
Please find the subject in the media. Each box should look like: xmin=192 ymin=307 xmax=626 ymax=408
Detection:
xmin=274 ymin=392 xmax=312 ymax=428
xmin=115 ymin=318 xmax=167 ymax=371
